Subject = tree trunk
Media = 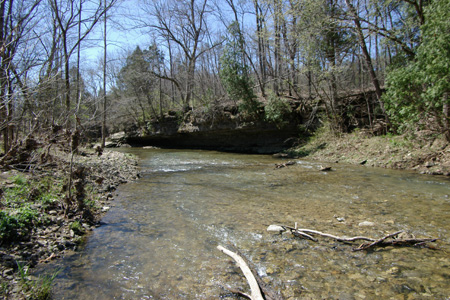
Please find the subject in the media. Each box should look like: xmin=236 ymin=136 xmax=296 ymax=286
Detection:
xmin=102 ymin=0 xmax=107 ymax=149
xmin=443 ymin=92 xmax=450 ymax=142
xmin=345 ymin=0 xmax=388 ymax=124
xmin=63 ymin=34 xmax=71 ymax=127
xmin=254 ymin=0 xmax=266 ymax=97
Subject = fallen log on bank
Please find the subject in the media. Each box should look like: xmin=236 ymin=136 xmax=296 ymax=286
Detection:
xmin=268 ymin=224 xmax=438 ymax=251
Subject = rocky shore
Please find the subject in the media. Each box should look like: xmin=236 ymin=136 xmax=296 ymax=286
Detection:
xmin=0 ymin=148 xmax=139 ymax=299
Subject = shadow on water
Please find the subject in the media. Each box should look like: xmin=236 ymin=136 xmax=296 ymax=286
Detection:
xmin=39 ymin=149 xmax=450 ymax=299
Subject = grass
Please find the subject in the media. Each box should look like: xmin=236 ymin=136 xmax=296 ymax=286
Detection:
xmin=17 ymin=262 xmax=60 ymax=300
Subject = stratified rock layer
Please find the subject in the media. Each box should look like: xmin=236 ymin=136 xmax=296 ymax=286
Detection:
xmin=125 ymin=104 xmax=305 ymax=153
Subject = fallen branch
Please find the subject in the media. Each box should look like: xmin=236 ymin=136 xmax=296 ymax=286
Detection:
xmin=269 ymin=225 xmax=438 ymax=251
xmin=352 ymin=230 xmax=403 ymax=251
xmin=279 ymin=225 xmax=376 ymax=242
xmin=217 ymin=245 xmax=264 ymax=300
xmin=354 ymin=232 xmax=438 ymax=251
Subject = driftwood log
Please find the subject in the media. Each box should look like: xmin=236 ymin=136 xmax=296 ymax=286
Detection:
xmin=217 ymin=245 xmax=284 ymax=300
xmin=268 ymin=225 xmax=438 ymax=251
xmin=217 ymin=245 xmax=264 ymax=300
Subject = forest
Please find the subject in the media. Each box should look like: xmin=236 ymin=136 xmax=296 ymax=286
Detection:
xmin=1 ymin=0 xmax=449 ymax=154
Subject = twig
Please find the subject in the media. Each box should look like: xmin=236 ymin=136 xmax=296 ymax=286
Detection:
xmin=282 ymin=225 xmax=375 ymax=242
xmin=291 ymin=230 xmax=318 ymax=241
xmin=354 ymin=235 xmax=437 ymax=251
xmin=353 ymin=231 xmax=404 ymax=251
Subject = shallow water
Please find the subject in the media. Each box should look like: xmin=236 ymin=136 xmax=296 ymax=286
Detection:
xmin=47 ymin=149 xmax=450 ymax=299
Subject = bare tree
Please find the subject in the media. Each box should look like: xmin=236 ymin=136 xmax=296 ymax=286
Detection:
xmin=139 ymin=0 xmax=218 ymax=109
xmin=49 ymin=0 xmax=117 ymax=127
xmin=101 ymin=0 xmax=107 ymax=148
xmin=1 ymin=0 xmax=41 ymax=152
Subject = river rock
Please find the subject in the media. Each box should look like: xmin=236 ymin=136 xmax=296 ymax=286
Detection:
xmin=267 ymin=225 xmax=287 ymax=233
xmin=386 ymin=266 xmax=400 ymax=276
xmin=358 ymin=221 xmax=376 ymax=227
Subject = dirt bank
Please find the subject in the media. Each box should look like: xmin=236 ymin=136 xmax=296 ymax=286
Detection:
xmin=0 ymin=147 xmax=139 ymax=299
xmin=291 ymin=128 xmax=450 ymax=176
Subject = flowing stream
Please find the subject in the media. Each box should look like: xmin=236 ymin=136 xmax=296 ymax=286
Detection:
xmin=46 ymin=149 xmax=449 ymax=299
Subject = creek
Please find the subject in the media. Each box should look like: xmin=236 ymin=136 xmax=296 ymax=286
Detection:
xmin=48 ymin=148 xmax=450 ymax=299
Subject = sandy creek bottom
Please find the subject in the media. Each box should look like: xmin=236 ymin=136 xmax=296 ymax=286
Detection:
xmin=40 ymin=149 xmax=450 ymax=299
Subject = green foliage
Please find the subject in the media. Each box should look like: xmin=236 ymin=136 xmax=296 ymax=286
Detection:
xmin=264 ymin=93 xmax=291 ymax=128
xmin=0 ymin=207 xmax=38 ymax=243
xmin=0 ymin=211 xmax=18 ymax=242
xmin=69 ymin=221 xmax=85 ymax=235
xmin=116 ymin=45 xmax=165 ymax=123
xmin=11 ymin=174 xmax=27 ymax=185
xmin=220 ymin=22 xmax=260 ymax=116
xmin=0 ymin=174 xmax=65 ymax=244
xmin=0 ymin=281 xmax=9 ymax=297
xmin=383 ymin=0 xmax=450 ymax=135
xmin=3 ymin=175 xmax=61 ymax=208
xmin=3 ymin=176 xmax=30 ymax=208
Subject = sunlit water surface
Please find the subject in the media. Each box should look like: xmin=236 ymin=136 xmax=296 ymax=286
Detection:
xmin=45 ymin=149 xmax=450 ymax=299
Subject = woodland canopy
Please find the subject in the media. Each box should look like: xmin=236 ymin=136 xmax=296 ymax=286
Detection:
xmin=1 ymin=0 xmax=449 ymax=153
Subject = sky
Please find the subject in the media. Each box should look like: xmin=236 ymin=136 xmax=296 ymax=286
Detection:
xmin=80 ymin=0 xmax=150 ymax=68
xmin=80 ymin=0 xmax=255 ymax=67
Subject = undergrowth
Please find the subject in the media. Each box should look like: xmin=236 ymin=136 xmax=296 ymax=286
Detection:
xmin=0 ymin=173 xmax=94 ymax=246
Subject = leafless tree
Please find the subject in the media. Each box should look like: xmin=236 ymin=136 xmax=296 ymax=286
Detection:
xmin=49 ymin=0 xmax=117 ymax=127
xmin=139 ymin=0 xmax=220 ymax=109
xmin=1 ymin=0 xmax=41 ymax=152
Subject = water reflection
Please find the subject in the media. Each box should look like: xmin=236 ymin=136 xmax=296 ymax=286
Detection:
xmin=48 ymin=149 xmax=449 ymax=299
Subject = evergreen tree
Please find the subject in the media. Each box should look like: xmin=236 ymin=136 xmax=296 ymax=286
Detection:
xmin=219 ymin=21 xmax=260 ymax=116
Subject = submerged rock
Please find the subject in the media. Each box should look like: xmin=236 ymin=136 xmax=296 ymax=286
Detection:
xmin=358 ymin=221 xmax=376 ymax=227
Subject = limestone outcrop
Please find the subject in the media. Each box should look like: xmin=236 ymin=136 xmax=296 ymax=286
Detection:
xmin=125 ymin=102 xmax=306 ymax=154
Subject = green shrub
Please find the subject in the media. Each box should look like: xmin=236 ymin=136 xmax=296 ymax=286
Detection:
xmin=383 ymin=0 xmax=450 ymax=137
xmin=220 ymin=21 xmax=260 ymax=116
